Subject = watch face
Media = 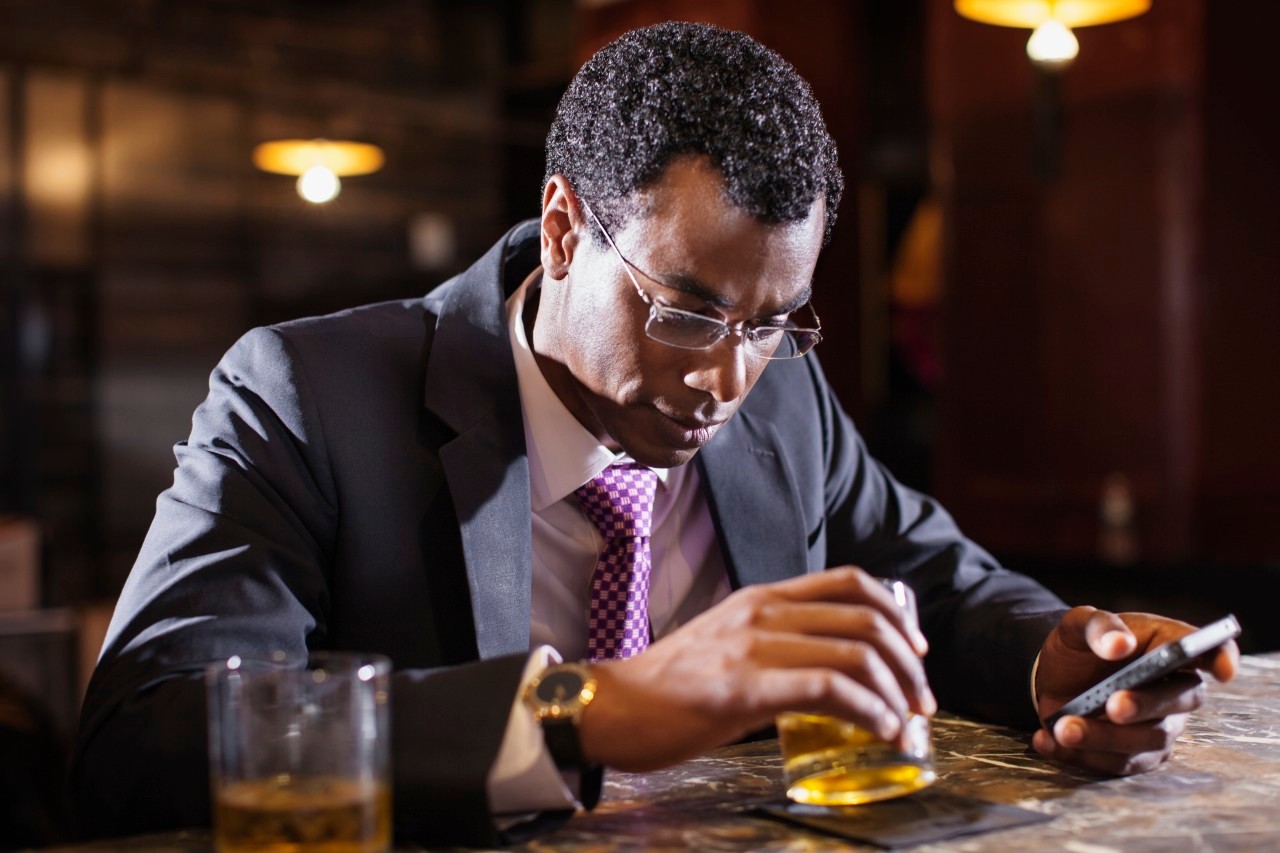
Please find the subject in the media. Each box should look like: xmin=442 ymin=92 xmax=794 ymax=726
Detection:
xmin=536 ymin=670 xmax=584 ymax=705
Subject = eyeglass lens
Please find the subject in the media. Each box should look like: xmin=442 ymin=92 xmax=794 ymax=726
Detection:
xmin=645 ymin=309 xmax=819 ymax=359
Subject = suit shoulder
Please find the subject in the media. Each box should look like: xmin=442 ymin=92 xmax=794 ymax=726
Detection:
xmin=213 ymin=297 xmax=438 ymax=409
xmin=267 ymin=297 xmax=436 ymax=344
xmin=223 ymin=297 xmax=433 ymax=366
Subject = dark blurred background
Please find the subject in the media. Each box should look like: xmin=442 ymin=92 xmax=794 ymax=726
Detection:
xmin=0 ymin=0 xmax=1277 ymax=841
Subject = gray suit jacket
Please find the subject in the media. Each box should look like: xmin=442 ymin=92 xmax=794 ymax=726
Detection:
xmin=72 ymin=220 xmax=1067 ymax=846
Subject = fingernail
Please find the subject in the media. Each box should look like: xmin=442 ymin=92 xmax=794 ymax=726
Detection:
xmin=913 ymin=630 xmax=930 ymax=655
xmin=923 ymin=688 xmax=938 ymax=716
xmin=1057 ymin=719 xmax=1085 ymax=746
xmin=1111 ymin=692 xmax=1137 ymax=721
xmin=1103 ymin=630 xmax=1133 ymax=654
xmin=882 ymin=711 xmax=902 ymax=740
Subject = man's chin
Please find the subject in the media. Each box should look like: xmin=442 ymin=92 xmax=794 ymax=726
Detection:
xmin=634 ymin=445 xmax=700 ymax=469
xmin=606 ymin=407 xmax=732 ymax=468
xmin=611 ymin=431 xmax=703 ymax=469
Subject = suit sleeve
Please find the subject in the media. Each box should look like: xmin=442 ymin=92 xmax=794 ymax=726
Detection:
xmin=805 ymin=357 xmax=1068 ymax=730
xmin=70 ymin=328 xmax=531 ymax=847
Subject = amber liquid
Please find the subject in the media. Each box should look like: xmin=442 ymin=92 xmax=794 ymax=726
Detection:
xmin=777 ymin=712 xmax=936 ymax=806
xmin=214 ymin=775 xmax=390 ymax=853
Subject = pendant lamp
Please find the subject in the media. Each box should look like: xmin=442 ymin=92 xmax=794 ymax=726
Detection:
xmin=955 ymin=0 xmax=1150 ymax=68
xmin=252 ymin=139 xmax=385 ymax=204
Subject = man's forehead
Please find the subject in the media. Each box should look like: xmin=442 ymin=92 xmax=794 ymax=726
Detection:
xmin=609 ymin=156 xmax=827 ymax=234
xmin=652 ymin=268 xmax=815 ymax=318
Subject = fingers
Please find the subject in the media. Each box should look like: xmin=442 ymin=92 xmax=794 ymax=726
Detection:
xmin=1033 ymin=713 xmax=1189 ymax=776
xmin=750 ymin=632 xmax=917 ymax=720
xmin=746 ymin=601 xmax=936 ymax=715
xmin=767 ymin=566 xmax=883 ymax=604
xmin=742 ymin=570 xmax=936 ymax=716
xmin=770 ymin=567 xmax=929 ymax=655
xmin=1052 ymin=713 xmax=1185 ymax=754
xmin=1207 ymin=641 xmax=1240 ymax=683
xmin=1083 ymin=608 xmax=1138 ymax=661
xmin=1036 ymin=666 xmax=1202 ymax=776
xmin=1104 ymin=672 xmax=1205 ymax=724
xmin=1050 ymin=605 xmax=1140 ymax=662
xmin=757 ymin=668 xmax=904 ymax=744
xmin=1045 ymin=606 xmax=1102 ymax=655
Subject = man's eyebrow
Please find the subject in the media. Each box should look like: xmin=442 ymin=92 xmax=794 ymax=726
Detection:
xmin=773 ymin=285 xmax=815 ymax=318
xmin=654 ymin=272 xmax=815 ymax=319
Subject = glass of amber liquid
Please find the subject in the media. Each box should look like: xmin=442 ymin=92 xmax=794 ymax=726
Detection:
xmin=207 ymin=652 xmax=392 ymax=853
xmin=776 ymin=579 xmax=936 ymax=806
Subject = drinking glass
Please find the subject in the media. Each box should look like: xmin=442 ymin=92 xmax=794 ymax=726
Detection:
xmin=207 ymin=652 xmax=392 ymax=853
xmin=776 ymin=579 xmax=936 ymax=806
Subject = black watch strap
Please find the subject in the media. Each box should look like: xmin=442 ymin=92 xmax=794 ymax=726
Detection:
xmin=542 ymin=716 xmax=586 ymax=769
xmin=541 ymin=717 xmax=604 ymax=809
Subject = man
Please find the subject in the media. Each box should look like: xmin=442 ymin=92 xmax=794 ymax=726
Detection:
xmin=72 ymin=21 xmax=1237 ymax=846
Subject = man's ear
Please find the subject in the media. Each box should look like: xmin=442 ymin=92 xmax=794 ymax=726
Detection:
xmin=541 ymin=175 xmax=584 ymax=281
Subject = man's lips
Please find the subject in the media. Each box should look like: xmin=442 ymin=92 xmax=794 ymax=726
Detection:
xmin=653 ymin=408 xmax=729 ymax=448
xmin=661 ymin=412 xmax=727 ymax=431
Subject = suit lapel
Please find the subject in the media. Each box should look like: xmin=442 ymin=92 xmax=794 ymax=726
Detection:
xmin=438 ymin=418 xmax=532 ymax=659
xmin=424 ymin=221 xmax=541 ymax=659
xmin=697 ymin=410 xmax=809 ymax=589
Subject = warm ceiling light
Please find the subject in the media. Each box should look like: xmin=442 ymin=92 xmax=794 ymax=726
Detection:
xmin=252 ymin=139 xmax=385 ymax=203
xmin=1026 ymin=19 xmax=1080 ymax=67
xmin=954 ymin=0 xmax=1149 ymax=28
xmin=297 ymin=165 xmax=342 ymax=204
xmin=955 ymin=0 xmax=1149 ymax=69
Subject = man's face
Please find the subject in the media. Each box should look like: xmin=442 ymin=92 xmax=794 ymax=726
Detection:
xmin=534 ymin=157 xmax=825 ymax=468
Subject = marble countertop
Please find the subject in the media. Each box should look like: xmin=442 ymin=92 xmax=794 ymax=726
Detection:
xmin=42 ymin=653 xmax=1280 ymax=852
xmin=505 ymin=652 xmax=1280 ymax=852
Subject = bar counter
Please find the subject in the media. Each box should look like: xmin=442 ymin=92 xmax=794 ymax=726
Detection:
xmin=42 ymin=652 xmax=1280 ymax=852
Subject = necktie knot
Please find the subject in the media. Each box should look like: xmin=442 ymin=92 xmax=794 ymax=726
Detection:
xmin=575 ymin=463 xmax=658 ymax=541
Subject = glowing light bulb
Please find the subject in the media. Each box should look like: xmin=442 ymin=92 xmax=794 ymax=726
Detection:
xmin=297 ymin=165 xmax=341 ymax=203
xmin=1026 ymin=19 xmax=1079 ymax=68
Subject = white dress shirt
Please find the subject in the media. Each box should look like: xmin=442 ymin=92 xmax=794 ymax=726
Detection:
xmin=486 ymin=268 xmax=733 ymax=816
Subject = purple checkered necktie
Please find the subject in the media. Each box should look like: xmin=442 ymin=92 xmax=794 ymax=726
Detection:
xmin=575 ymin=462 xmax=659 ymax=661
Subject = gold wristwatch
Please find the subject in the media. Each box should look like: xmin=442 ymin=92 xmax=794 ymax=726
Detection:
xmin=523 ymin=662 xmax=597 ymax=770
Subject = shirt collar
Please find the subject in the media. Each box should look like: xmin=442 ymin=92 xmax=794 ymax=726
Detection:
xmin=506 ymin=268 xmax=668 ymax=512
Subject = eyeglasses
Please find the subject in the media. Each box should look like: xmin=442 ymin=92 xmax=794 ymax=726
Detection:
xmin=581 ymin=201 xmax=822 ymax=360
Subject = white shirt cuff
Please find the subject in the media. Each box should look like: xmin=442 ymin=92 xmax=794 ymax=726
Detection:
xmin=486 ymin=645 xmax=580 ymax=817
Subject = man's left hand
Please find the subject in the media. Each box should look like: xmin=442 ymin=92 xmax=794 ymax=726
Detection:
xmin=1032 ymin=606 xmax=1239 ymax=775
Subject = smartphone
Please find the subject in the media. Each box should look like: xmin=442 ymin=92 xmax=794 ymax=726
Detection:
xmin=1043 ymin=614 xmax=1240 ymax=729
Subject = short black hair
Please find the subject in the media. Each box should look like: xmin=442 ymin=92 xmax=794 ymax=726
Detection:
xmin=544 ymin=21 xmax=844 ymax=246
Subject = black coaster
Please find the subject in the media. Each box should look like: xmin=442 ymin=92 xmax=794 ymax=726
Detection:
xmin=752 ymin=789 xmax=1054 ymax=849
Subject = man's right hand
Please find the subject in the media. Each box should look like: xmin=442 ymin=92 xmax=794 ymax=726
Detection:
xmin=577 ymin=566 xmax=936 ymax=772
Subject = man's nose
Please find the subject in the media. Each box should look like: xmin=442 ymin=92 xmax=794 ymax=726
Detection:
xmin=683 ymin=335 xmax=748 ymax=403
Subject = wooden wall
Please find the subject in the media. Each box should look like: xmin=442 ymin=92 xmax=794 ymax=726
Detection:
xmin=928 ymin=0 xmax=1279 ymax=568
xmin=0 ymin=0 xmax=574 ymax=601
xmin=1198 ymin=2 xmax=1280 ymax=563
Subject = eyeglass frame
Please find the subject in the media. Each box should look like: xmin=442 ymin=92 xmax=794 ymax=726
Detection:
xmin=579 ymin=200 xmax=823 ymax=361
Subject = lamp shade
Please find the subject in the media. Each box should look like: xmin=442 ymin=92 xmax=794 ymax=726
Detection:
xmin=954 ymin=0 xmax=1149 ymax=28
xmin=252 ymin=139 xmax=385 ymax=177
